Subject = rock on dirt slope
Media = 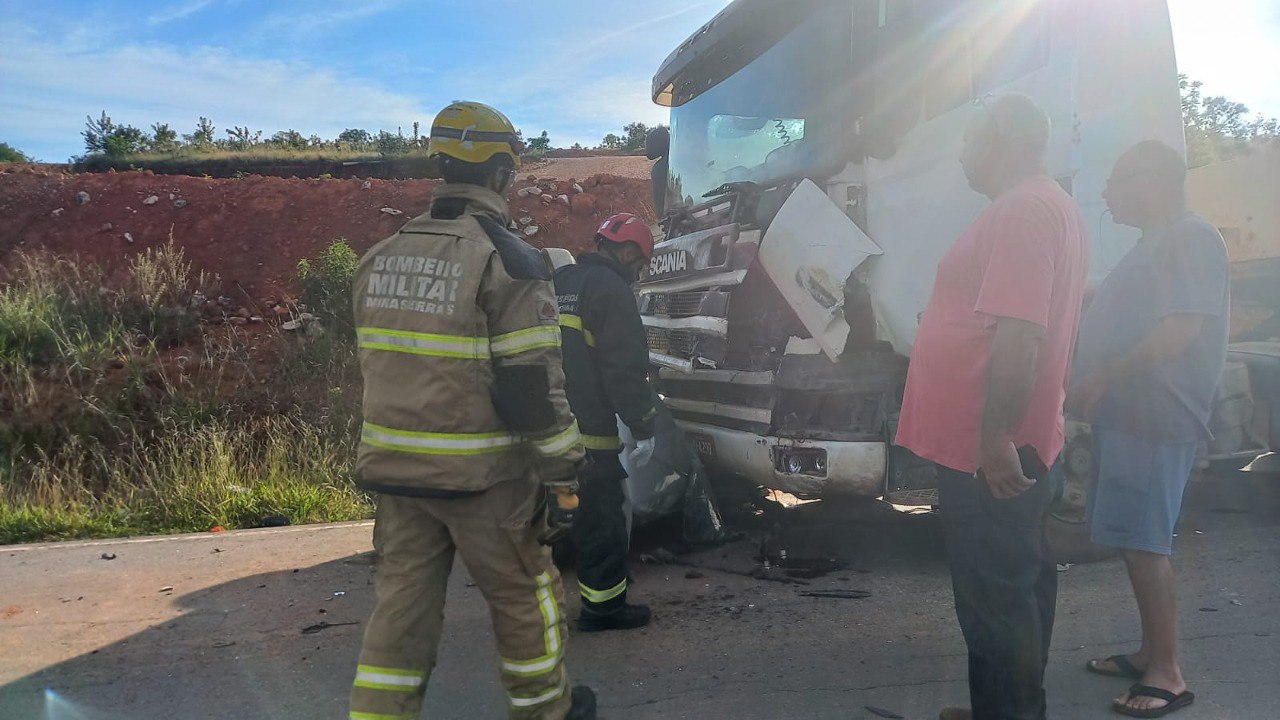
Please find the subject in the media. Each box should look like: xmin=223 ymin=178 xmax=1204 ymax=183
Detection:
xmin=0 ymin=162 xmax=656 ymax=302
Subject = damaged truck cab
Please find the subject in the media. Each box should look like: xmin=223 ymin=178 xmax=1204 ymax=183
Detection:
xmin=642 ymin=0 xmax=1187 ymax=501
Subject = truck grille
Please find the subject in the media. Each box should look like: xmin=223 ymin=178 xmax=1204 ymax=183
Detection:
xmin=641 ymin=290 xmax=731 ymax=319
xmin=647 ymin=292 xmax=709 ymax=317
xmin=646 ymin=327 xmax=698 ymax=358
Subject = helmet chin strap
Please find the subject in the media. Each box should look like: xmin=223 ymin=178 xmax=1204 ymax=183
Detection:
xmin=493 ymin=166 xmax=515 ymax=195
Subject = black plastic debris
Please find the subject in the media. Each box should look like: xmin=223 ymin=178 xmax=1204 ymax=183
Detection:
xmin=301 ymin=621 xmax=360 ymax=635
xmin=800 ymin=589 xmax=871 ymax=600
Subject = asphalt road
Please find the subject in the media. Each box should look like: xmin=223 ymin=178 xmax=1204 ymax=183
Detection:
xmin=2 ymin=470 xmax=1277 ymax=720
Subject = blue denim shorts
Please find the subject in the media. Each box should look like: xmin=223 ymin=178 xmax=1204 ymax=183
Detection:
xmin=1086 ymin=428 xmax=1198 ymax=555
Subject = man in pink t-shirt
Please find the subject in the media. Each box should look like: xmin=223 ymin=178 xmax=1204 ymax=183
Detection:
xmin=897 ymin=94 xmax=1089 ymax=720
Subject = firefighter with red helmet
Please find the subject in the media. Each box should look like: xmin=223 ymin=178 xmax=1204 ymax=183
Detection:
xmin=554 ymin=212 xmax=659 ymax=632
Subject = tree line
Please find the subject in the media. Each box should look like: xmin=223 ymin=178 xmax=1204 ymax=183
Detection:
xmin=75 ymin=111 xmax=666 ymax=160
xmin=1180 ymin=75 xmax=1279 ymax=167
xmin=79 ymin=111 xmax=435 ymax=158
xmin=0 ymin=76 xmax=1271 ymax=165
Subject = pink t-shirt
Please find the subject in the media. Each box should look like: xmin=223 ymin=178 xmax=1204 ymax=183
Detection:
xmin=896 ymin=175 xmax=1090 ymax=473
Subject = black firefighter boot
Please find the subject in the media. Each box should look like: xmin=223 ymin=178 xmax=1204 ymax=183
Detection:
xmin=566 ymin=685 xmax=598 ymax=720
xmin=577 ymin=601 xmax=652 ymax=632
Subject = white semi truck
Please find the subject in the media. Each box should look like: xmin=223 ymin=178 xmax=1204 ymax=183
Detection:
xmin=636 ymin=0 xmax=1278 ymax=517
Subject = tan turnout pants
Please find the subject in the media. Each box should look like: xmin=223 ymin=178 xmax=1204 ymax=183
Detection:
xmin=348 ymin=475 xmax=573 ymax=720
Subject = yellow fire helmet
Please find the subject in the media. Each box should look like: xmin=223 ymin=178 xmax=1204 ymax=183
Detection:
xmin=427 ymin=101 xmax=523 ymax=168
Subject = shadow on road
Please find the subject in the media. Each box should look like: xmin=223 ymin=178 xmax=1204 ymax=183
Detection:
xmin=2 ymin=469 xmax=1275 ymax=720
xmin=0 ymin=554 xmax=376 ymax=720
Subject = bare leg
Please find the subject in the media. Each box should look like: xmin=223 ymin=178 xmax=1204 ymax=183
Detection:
xmin=1115 ymin=549 xmax=1187 ymax=712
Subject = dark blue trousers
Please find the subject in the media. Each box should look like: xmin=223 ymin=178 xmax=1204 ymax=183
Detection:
xmin=937 ymin=464 xmax=1061 ymax=720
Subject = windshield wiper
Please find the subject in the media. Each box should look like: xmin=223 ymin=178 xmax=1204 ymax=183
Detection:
xmin=701 ymin=180 xmax=759 ymax=199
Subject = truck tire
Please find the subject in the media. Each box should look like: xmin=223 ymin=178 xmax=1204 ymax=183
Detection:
xmin=1044 ymin=423 xmax=1116 ymax=564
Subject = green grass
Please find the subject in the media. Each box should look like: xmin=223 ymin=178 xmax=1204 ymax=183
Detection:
xmin=0 ymin=243 xmax=371 ymax=544
xmin=0 ymin=417 xmax=370 ymax=544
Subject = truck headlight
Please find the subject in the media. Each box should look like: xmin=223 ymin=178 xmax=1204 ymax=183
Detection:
xmin=774 ymin=448 xmax=828 ymax=477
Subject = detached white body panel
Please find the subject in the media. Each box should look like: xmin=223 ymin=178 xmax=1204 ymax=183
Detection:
xmin=758 ymin=179 xmax=883 ymax=361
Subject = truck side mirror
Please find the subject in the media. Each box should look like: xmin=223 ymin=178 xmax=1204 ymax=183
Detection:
xmin=645 ymin=126 xmax=670 ymax=160
xmin=647 ymin=127 xmax=671 ymax=216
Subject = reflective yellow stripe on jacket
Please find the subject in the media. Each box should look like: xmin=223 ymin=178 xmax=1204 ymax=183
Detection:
xmin=361 ymin=422 xmax=518 ymax=456
xmin=558 ymin=313 xmax=596 ymax=347
xmin=491 ymin=325 xmax=561 ymax=358
xmin=531 ymin=422 xmax=582 ymax=458
xmin=357 ymin=327 xmax=490 ymax=359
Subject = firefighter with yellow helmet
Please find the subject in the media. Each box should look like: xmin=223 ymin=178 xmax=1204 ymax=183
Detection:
xmin=347 ymin=101 xmax=596 ymax=720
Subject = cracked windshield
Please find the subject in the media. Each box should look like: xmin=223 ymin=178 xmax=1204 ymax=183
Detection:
xmin=667 ymin=9 xmax=843 ymax=204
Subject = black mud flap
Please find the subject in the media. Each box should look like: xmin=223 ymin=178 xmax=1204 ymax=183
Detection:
xmin=884 ymin=419 xmax=939 ymax=506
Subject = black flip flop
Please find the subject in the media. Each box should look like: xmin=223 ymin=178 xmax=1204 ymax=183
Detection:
xmin=1112 ymin=684 xmax=1195 ymax=718
xmin=1086 ymin=654 xmax=1145 ymax=680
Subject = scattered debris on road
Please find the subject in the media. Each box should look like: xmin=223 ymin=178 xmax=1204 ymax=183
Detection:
xmin=100 ymin=553 xmax=117 ymax=561
xmin=865 ymin=706 xmax=905 ymax=719
xmin=301 ymin=621 xmax=360 ymax=635
xmin=799 ymin=590 xmax=871 ymax=600
xmin=639 ymin=548 xmax=678 ymax=565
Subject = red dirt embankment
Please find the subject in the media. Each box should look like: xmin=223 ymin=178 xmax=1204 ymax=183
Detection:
xmin=0 ymin=161 xmax=655 ymax=302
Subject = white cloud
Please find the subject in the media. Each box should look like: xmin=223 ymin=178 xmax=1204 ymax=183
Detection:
xmin=0 ymin=32 xmax=433 ymax=161
xmin=457 ymin=1 xmax=722 ymax=148
xmin=249 ymin=0 xmax=407 ymax=44
xmin=147 ymin=0 xmax=217 ymax=27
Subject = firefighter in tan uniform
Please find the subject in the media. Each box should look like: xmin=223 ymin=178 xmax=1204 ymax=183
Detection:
xmin=348 ymin=101 xmax=596 ymax=720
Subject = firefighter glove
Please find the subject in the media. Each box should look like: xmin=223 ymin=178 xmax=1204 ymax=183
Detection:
xmin=538 ymin=475 xmax=581 ymax=546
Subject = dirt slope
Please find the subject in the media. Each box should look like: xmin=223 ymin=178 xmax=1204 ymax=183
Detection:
xmin=0 ymin=164 xmax=654 ymax=301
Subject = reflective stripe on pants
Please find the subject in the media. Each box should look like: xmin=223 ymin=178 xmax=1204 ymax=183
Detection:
xmin=580 ymin=433 xmax=621 ymax=451
xmin=350 ymin=479 xmax=573 ymax=720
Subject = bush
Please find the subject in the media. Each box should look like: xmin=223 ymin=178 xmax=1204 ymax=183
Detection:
xmin=0 ymin=142 xmax=31 ymax=163
xmin=0 ymin=243 xmax=210 ymax=372
xmin=297 ymin=239 xmax=359 ymax=340
xmin=0 ymin=252 xmax=119 ymax=368
xmin=0 ymin=416 xmax=370 ymax=543
xmin=0 ymin=244 xmax=371 ymax=544
xmin=375 ymin=130 xmax=410 ymax=156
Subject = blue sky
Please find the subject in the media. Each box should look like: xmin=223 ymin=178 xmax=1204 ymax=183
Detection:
xmin=2 ymin=0 xmax=1278 ymax=162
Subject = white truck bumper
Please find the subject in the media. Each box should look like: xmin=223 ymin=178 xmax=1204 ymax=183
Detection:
xmin=675 ymin=419 xmax=885 ymax=498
